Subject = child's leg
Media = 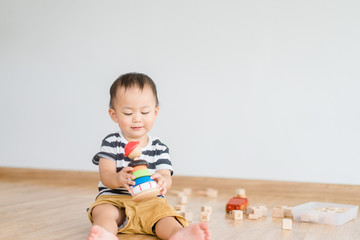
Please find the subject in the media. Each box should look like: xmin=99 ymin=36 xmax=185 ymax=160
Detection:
xmin=91 ymin=203 xmax=126 ymax=236
xmin=154 ymin=217 xmax=210 ymax=240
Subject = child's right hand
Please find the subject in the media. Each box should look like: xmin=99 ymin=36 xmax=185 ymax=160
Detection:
xmin=119 ymin=167 xmax=135 ymax=192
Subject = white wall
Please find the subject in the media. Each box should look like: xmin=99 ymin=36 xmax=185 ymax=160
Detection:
xmin=1 ymin=0 xmax=359 ymax=184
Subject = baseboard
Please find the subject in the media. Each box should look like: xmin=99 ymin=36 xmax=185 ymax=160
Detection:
xmin=0 ymin=167 xmax=99 ymax=187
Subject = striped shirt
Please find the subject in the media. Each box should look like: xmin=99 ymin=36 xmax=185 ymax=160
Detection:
xmin=92 ymin=131 xmax=173 ymax=197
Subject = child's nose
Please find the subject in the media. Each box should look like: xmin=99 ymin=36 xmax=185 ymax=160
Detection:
xmin=132 ymin=114 xmax=141 ymax=122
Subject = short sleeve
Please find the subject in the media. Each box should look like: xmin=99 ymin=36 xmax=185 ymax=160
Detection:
xmin=92 ymin=134 xmax=119 ymax=165
xmin=153 ymin=139 xmax=174 ymax=175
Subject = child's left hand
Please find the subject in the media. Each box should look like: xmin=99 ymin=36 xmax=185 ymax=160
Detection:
xmin=151 ymin=173 xmax=167 ymax=195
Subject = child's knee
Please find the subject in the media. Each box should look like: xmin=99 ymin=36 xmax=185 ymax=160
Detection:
xmin=92 ymin=203 xmax=124 ymax=222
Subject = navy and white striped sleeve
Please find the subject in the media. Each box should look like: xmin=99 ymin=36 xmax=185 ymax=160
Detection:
xmin=92 ymin=134 xmax=118 ymax=165
xmin=153 ymin=139 xmax=174 ymax=175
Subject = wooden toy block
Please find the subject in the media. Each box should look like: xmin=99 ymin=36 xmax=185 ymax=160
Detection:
xmin=282 ymin=218 xmax=292 ymax=230
xmin=232 ymin=210 xmax=243 ymax=220
xmin=197 ymin=188 xmax=217 ymax=198
xmin=201 ymin=206 xmax=212 ymax=215
xmin=206 ymin=188 xmax=218 ymax=198
xmin=174 ymin=205 xmax=186 ymax=212
xmin=248 ymin=213 xmax=259 ymax=220
xmin=315 ymin=207 xmax=348 ymax=213
xmin=200 ymin=211 xmax=211 ymax=222
xmin=235 ymin=188 xmax=246 ymax=198
xmin=181 ymin=212 xmax=193 ymax=223
xmin=178 ymin=195 xmax=188 ymax=205
xmin=246 ymin=206 xmax=266 ymax=217
xmin=169 ymin=190 xmax=184 ymax=197
xmin=176 ymin=211 xmax=183 ymax=215
xmin=253 ymin=208 xmax=263 ymax=218
xmin=183 ymin=188 xmax=192 ymax=196
xmin=284 ymin=207 xmax=293 ymax=218
xmin=245 ymin=206 xmax=254 ymax=215
xmin=258 ymin=206 xmax=268 ymax=217
xmin=272 ymin=207 xmax=285 ymax=218
xmin=177 ymin=191 xmax=185 ymax=197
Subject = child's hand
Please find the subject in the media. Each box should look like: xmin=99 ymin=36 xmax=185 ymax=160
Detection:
xmin=119 ymin=167 xmax=135 ymax=192
xmin=151 ymin=173 xmax=167 ymax=195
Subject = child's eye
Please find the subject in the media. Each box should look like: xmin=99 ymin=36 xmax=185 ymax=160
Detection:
xmin=142 ymin=112 xmax=150 ymax=115
xmin=123 ymin=113 xmax=132 ymax=116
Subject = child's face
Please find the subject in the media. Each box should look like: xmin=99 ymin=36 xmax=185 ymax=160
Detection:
xmin=109 ymin=85 xmax=159 ymax=143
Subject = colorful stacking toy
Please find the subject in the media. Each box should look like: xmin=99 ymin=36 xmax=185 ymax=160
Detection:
xmin=125 ymin=141 xmax=160 ymax=202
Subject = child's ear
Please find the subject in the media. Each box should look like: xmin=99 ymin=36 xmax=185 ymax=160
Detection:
xmin=155 ymin=106 xmax=159 ymax=117
xmin=108 ymin=108 xmax=118 ymax=123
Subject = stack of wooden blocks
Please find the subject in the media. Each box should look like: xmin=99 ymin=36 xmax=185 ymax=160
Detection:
xmin=200 ymin=206 xmax=212 ymax=222
xmin=174 ymin=188 xmax=193 ymax=223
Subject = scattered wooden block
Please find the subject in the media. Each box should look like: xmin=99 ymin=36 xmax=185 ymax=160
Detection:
xmin=176 ymin=211 xmax=184 ymax=216
xmin=200 ymin=211 xmax=211 ymax=222
xmin=178 ymin=195 xmax=188 ymax=205
xmin=272 ymin=207 xmax=285 ymax=218
xmin=201 ymin=206 xmax=212 ymax=215
xmin=169 ymin=190 xmax=184 ymax=197
xmin=283 ymin=207 xmax=293 ymax=218
xmin=245 ymin=206 xmax=254 ymax=215
xmin=282 ymin=218 xmax=292 ymax=230
xmin=183 ymin=188 xmax=192 ymax=196
xmin=248 ymin=213 xmax=259 ymax=220
xmin=206 ymin=188 xmax=218 ymax=198
xmin=174 ymin=205 xmax=186 ymax=212
xmin=253 ymin=208 xmax=263 ymax=218
xmin=177 ymin=192 xmax=185 ymax=197
xmin=232 ymin=210 xmax=243 ymax=220
xmin=197 ymin=188 xmax=218 ymax=198
xmin=258 ymin=205 xmax=268 ymax=217
xmin=181 ymin=211 xmax=193 ymax=223
xmin=246 ymin=206 xmax=267 ymax=217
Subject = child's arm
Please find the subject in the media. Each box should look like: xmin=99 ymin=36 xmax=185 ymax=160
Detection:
xmin=98 ymin=158 xmax=135 ymax=192
xmin=151 ymin=169 xmax=172 ymax=195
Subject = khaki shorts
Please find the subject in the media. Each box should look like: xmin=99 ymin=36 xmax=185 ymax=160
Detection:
xmin=88 ymin=195 xmax=188 ymax=235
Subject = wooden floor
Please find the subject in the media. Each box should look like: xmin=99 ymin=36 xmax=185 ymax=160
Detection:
xmin=1 ymin=167 xmax=360 ymax=240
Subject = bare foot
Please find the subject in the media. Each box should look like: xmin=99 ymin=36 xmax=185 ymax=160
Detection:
xmin=88 ymin=225 xmax=118 ymax=240
xmin=169 ymin=223 xmax=210 ymax=240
